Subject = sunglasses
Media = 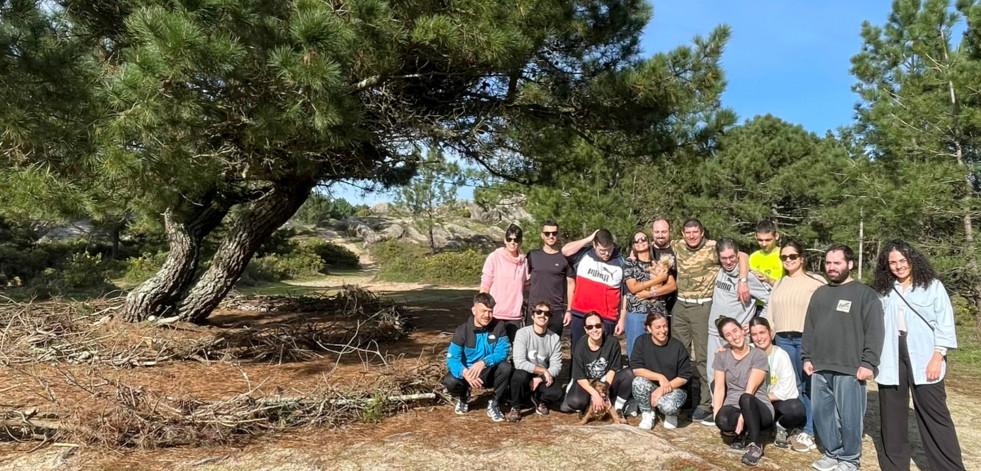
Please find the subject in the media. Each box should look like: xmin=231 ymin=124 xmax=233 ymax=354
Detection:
xmin=542 ymin=231 xmax=558 ymax=237
xmin=506 ymin=237 xmax=521 ymax=242
xmin=532 ymin=309 xmax=551 ymax=316
xmin=584 ymin=324 xmax=603 ymax=331
xmin=780 ymin=254 xmax=801 ymax=261
xmin=633 ymin=237 xmax=648 ymax=244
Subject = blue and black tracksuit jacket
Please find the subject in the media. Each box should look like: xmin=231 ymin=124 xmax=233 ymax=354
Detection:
xmin=446 ymin=317 xmax=510 ymax=379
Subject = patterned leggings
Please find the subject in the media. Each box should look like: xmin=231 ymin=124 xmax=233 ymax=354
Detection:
xmin=632 ymin=376 xmax=687 ymax=415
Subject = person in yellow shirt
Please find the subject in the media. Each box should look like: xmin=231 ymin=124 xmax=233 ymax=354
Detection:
xmin=749 ymin=220 xmax=783 ymax=286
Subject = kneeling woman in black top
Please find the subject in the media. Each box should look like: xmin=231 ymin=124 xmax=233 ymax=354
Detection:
xmin=561 ymin=311 xmax=632 ymax=415
xmin=712 ymin=316 xmax=774 ymax=467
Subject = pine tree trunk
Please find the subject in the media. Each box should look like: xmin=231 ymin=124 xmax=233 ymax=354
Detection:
xmin=179 ymin=180 xmax=315 ymax=324
xmin=122 ymin=205 xmax=227 ymax=322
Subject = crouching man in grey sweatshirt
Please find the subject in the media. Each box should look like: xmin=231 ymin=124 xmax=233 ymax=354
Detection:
xmin=506 ymin=301 xmax=564 ymax=422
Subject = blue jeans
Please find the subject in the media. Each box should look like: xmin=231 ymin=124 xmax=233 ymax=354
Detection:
xmin=812 ymin=371 xmax=867 ymax=466
xmin=625 ymin=311 xmax=648 ymax=358
xmin=774 ymin=332 xmax=813 ymax=436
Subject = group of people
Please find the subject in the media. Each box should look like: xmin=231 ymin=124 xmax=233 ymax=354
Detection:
xmin=442 ymin=218 xmax=965 ymax=470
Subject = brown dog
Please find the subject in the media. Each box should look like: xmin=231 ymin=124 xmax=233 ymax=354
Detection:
xmin=578 ymin=379 xmax=626 ymax=425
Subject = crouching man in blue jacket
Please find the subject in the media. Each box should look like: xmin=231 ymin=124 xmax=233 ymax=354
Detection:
xmin=444 ymin=292 xmax=512 ymax=422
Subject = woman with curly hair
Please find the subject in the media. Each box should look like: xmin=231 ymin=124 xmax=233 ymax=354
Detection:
xmin=872 ymin=240 xmax=964 ymax=471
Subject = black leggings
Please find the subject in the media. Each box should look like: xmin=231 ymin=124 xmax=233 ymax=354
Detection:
xmin=561 ymin=368 xmax=633 ymax=412
xmin=716 ymin=393 xmax=774 ymax=445
xmin=773 ymin=398 xmax=806 ymax=429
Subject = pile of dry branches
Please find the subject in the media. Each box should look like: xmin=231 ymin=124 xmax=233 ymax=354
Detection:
xmin=0 ymin=287 xmax=409 ymax=366
xmin=0 ymin=287 xmax=446 ymax=448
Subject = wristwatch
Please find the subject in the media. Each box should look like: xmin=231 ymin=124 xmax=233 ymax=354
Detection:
xmin=738 ymin=277 xmax=748 ymax=283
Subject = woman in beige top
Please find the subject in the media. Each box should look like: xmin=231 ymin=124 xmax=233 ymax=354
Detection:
xmin=767 ymin=239 xmax=825 ymax=452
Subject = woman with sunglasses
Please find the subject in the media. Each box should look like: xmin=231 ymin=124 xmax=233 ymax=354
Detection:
xmin=624 ymin=230 xmax=673 ymax=357
xmin=712 ymin=316 xmax=773 ymax=467
xmin=480 ymin=223 xmax=530 ymax=342
xmin=507 ymin=301 xmax=565 ymax=422
xmin=872 ymin=240 xmax=964 ymax=471
xmin=766 ymin=239 xmax=825 ymax=452
xmin=560 ymin=311 xmax=632 ymax=417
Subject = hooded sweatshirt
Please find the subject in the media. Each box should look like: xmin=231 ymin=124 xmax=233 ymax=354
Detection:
xmin=480 ymin=247 xmax=529 ymax=321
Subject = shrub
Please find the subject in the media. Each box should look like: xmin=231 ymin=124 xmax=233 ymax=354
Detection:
xmin=255 ymin=227 xmax=298 ymax=257
xmin=420 ymin=249 xmax=484 ymax=285
xmin=304 ymin=240 xmax=359 ymax=269
xmin=240 ymin=251 xmax=327 ymax=285
xmin=119 ymin=252 xmax=169 ymax=284
xmin=371 ymin=241 xmax=485 ymax=286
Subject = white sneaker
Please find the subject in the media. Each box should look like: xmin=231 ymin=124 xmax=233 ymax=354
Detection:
xmin=638 ymin=411 xmax=655 ymax=430
xmin=663 ymin=414 xmax=678 ymax=429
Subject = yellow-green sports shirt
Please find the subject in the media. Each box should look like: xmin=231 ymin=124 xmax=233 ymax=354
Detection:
xmin=749 ymin=249 xmax=783 ymax=282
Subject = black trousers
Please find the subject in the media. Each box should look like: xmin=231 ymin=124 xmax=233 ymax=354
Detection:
xmin=716 ymin=393 xmax=774 ymax=445
xmin=773 ymin=398 xmax=806 ymax=429
xmin=561 ymin=368 xmax=633 ymax=412
xmin=442 ymin=361 xmax=512 ymax=403
xmin=878 ymin=334 xmax=965 ymax=471
xmin=509 ymin=369 xmax=565 ymax=407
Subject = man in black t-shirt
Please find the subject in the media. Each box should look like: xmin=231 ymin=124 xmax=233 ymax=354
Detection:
xmin=650 ymin=218 xmax=679 ymax=318
xmin=526 ymin=219 xmax=575 ymax=335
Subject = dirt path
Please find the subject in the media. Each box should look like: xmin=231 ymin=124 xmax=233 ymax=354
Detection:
xmin=3 ymin=239 xmax=979 ymax=471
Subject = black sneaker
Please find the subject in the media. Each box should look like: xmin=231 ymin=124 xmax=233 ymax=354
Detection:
xmin=730 ymin=433 xmax=747 ymax=450
xmin=505 ymin=407 xmax=521 ymax=422
xmin=692 ymin=408 xmax=713 ymax=425
xmin=741 ymin=443 xmax=763 ymax=466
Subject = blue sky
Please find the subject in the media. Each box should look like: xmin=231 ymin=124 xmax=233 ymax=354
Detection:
xmin=642 ymin=0 xmax=895 ymax=135
xmin=335 ymin=0 xmax=898 ymax=205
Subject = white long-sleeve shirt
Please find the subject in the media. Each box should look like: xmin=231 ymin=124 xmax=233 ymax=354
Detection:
xmin=767 ymin=345 xmax=799 ymax=401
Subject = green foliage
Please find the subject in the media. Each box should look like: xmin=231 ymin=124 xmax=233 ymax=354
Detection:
xmin=119 ymin=252 xmax=170 ymax=285
xmin=292 ymin=193 xmax=367 ymax=226
xmin=304 ymin=240 xmax=359 ymax=270
xmin=241 ymin=251 xmax=326 ymax=285
xmin=372 ymin=241 xmax=484 ymax=285
xmin=851 ymin=0 xmax=981 ymax=314
xmin=256 ymin=228 xmax=300 ymax=257
xmin=361 ymin=391 xmax=386 ymax=423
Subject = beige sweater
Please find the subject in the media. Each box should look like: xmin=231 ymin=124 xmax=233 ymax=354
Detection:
xmin=769 ymin=273 xmax=826 ymax=333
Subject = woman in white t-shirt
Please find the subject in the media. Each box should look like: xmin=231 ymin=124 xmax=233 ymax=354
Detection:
xmin=748 ymin=317 xmax=806 ymax=449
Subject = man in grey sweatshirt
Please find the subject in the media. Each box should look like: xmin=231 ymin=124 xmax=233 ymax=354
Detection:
xmin=802 ymin=244 xmax=884 ymax=471
xmin=506 ymin=301 xmax=564 ymax=422
xmin=706 ymin=237 xmax=772 ymax=376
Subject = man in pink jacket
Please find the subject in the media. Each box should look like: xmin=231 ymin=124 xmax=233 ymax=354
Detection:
xmin=481 ymin=224 xmax=530 ymax=342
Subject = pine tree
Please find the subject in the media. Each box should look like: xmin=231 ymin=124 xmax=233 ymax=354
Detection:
xmin=851 ymin=0 xmax=981 ymax=324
